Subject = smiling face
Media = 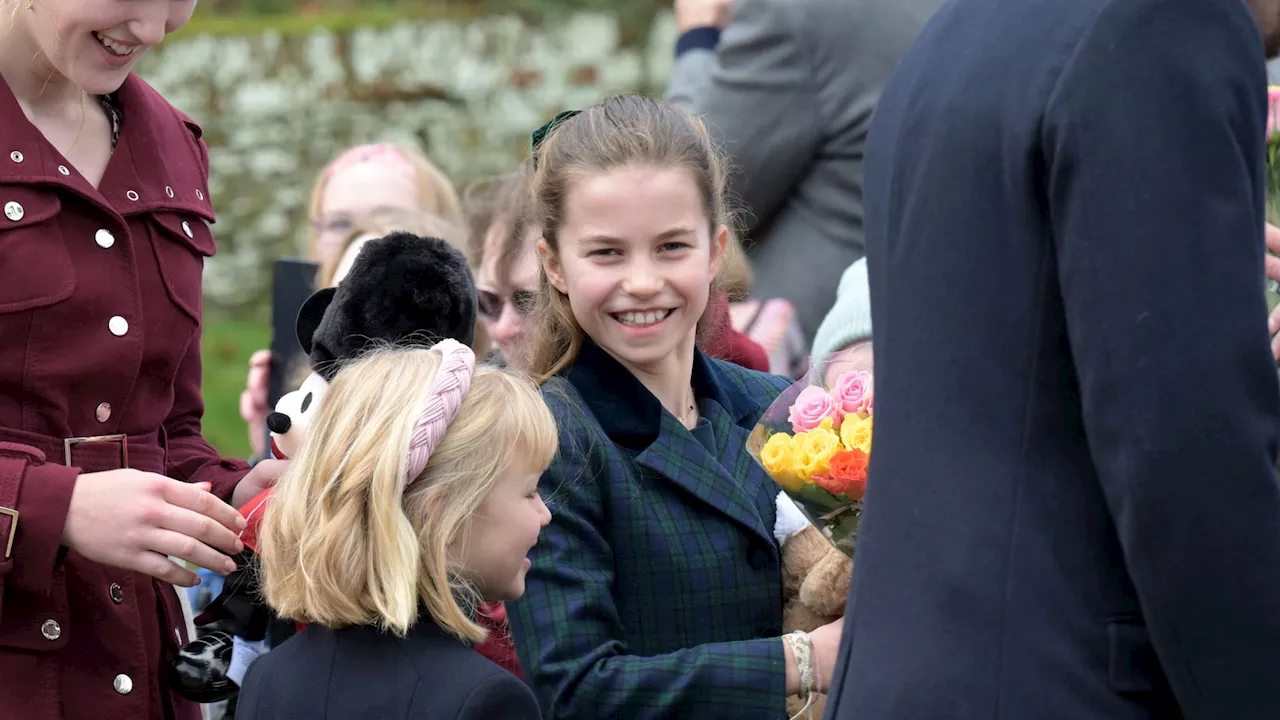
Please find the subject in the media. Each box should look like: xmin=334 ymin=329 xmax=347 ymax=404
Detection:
xmin=541 ymin=165 xmax=727 ymax=376
xmin=12 ymin=0 xmax=196 ymax=94
xmin=449 ymin=465 xmax=550 ymax=601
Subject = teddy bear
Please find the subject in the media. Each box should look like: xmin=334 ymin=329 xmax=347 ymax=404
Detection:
xmin=774 ymin=491 xmax=852 ymax=717
xmin=168 ymin=231 xmax=479 ymax=704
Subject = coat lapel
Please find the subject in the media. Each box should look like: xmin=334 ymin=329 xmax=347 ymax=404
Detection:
xmin=564 ymin=340 xmax=774 ymax=545
xmin=635 ymin=406 xmax=771 ymax=543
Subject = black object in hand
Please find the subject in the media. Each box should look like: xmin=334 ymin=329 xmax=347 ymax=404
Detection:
xmin=169 ymin=631 xmax=238 ymax=704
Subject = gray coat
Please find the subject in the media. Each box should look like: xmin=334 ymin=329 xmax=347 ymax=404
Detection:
xmin=665 ymin=0 xmax=943 ymax=341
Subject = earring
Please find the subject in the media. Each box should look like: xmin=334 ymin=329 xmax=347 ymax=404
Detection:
xmin=26 ymin=0 xmax=33 ymax=9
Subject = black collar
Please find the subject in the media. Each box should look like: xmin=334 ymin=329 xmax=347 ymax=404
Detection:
xmin=562 ymin=339 xmax=758 ymax=450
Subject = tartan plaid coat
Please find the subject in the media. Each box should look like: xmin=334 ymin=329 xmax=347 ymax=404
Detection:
xmin=508 ymin=340 xmax=794 ymax=719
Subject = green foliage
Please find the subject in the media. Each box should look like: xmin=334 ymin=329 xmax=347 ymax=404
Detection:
xmin=200 ymin=315 xmax=271 ymax=460
xmin=181 ymin=0 xmax=668 ymax=37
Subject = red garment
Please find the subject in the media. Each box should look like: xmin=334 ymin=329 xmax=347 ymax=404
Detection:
xmin=0 ymin=75 xmax=249 ymax=720
xmin=705 ymin=291 xmax=771 ymax=372
xmin=475 ymin=601 xmax=523 ymax=678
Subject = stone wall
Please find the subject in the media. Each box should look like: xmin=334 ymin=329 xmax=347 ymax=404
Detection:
xmin=137 ymin=11 xmax=679 ymax=315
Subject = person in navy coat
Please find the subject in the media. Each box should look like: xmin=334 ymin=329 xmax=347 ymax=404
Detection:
xmin=825 ymin=0 xmax=1280 ymax=718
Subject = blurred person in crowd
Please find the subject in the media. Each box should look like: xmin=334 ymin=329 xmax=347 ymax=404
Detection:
xmin=239 ymin=143 xmax=480 ymax=461
xmin=238 ymin=344 xmax=550 ymax=720
xmin=508 ymin=96 xmax=842 ymax=719
xmin=826 ymin=0 xmax=1280 ymax=717
xmin=0 ymin=1 xmax=288 ymax=718
xmin=811 ymin=258 xmax=872 ymax=387
xmin=465 ymin=161 xmax=541 ymax=369
xmin=665 ymin=0 xmax=944 ymax=343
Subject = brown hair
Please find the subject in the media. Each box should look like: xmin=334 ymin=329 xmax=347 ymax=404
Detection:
xmin=462 ymin=161 xmax=537 ymax=283
xmin=524 ymin=96 xmax=736 ymax=383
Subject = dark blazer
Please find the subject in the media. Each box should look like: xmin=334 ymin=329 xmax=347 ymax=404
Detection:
xmin=508 ymin=340 xmax=793 ymax=719
xmin=0 ymin=74 xmax=248 ymax=720
xmin=236 ymin=617 xmax=541 ymax=720
xmin=826 ymin=0 xmax=1280 ymax=718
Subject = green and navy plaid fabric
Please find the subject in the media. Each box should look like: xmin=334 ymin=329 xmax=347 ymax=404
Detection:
xmin=508 ymin=340 xmax=795 ymax=719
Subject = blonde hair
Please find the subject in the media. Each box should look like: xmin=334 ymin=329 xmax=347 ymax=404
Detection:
xmin=307 ymin=143 xmax=466 ymax=260
xmin=258 ymin=346 xmax=558 ymax=641
xmin=525 ymin=96 xmax=738 ymax=383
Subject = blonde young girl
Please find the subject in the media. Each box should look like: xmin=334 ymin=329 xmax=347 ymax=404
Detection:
xmin=236 ymin=342 xmax=554 ymax=720
xmin=507 ymin=96 xmax=842 ymax=719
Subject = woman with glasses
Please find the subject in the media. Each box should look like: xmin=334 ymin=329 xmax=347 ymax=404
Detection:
xmin=238 ymin=143 xmax=478 ymax=462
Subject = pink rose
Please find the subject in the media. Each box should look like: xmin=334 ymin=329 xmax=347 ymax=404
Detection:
xmin=833 ymin=370 xmax=874 ymax=418
xmin=788 ymin=385 xmax=841 ymax=433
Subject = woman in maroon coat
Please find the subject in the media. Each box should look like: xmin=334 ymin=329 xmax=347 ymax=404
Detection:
xmin=0 ymin=2 xmax=285 ymax=718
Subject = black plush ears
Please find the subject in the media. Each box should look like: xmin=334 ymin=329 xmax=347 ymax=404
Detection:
xmin=294 ymin=232 xmax=479 ymax=380
xmin=295 ymin=287 xmax=336 ymax=356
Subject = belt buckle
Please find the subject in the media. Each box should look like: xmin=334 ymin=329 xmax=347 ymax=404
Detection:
xmin=64 ymin=433 xmax=129 ymax=469
xmin=0 ymin=505 xmax=15 ymax=560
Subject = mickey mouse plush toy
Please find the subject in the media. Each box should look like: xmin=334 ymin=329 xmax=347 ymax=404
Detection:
xmin=169 ymin=231 xmax=478 ymax=703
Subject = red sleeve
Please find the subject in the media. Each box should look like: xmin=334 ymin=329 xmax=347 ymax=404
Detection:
xmin=0 ymin=442 xmax=78 ymax=597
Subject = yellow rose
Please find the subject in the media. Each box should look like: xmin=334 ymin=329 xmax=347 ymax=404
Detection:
xmin=799 ymin=425 xmax=842 ymax=479
xmin=841 ymin=415 xmax=873 ymax=455
xmin=760 ymin=432 xmax=805 ymax=492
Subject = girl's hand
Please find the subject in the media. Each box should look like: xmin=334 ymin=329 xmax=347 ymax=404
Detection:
xmin=231 ymin=459 xmax=288 ymax=510
xmin=810 ymin=617 xmax=845 ymax=693
xmin=240 ymin=349 xmax=272 ymax=458
xmin=61 ymin=473 xmax=246 ymax=587
xmin=782 ymin=617 xmax=844 ymax=696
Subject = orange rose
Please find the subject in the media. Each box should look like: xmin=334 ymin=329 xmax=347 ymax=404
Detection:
xmin=816 ymin=449 xmax=868 ymax=500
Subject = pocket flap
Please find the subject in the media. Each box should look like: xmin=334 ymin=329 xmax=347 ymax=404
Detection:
xmin=152 ymin=212 xmax=216 ymax=258
xmin=0 ymin=185 xmax=61 ymax=230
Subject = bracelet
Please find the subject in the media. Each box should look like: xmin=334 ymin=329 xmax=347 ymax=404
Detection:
xmin=784 ymin=631 xmax=815 ymax=698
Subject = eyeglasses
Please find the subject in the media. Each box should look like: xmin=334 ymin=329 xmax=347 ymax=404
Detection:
xmin=310 ymin=207 xmax=425 ymax=236
xmin=478 ymin=289 xmax=538 ymax=321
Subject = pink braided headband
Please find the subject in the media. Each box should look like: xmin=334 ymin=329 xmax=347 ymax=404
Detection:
xmin=405 ymin=339 xmax=476 ymax=481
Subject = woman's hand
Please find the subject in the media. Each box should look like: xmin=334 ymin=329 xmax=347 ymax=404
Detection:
xmin=240 ymin=349 xmax=272 ymax=458
xmin=61 ymin=472 xmax=246 ymax=587
xmin=231 ymin=458 xmax=288 ymax=510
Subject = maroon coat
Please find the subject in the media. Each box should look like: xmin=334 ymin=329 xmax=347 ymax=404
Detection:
xmin=0 ymin=74 xmax=250 ymax=720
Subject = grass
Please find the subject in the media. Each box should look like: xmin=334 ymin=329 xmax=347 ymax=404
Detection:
xmin=201 ymin=315 xmax=271 ymax=460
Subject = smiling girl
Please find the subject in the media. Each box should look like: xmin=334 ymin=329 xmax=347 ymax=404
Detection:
xmin=507 ymin=96 xmax=843 ymax=718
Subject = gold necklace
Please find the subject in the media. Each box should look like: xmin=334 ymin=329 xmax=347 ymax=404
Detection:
xmin=679 ymin=386 xmax=697 ymax=426
xmin=64 ymin=90 xmax=86 ymax=158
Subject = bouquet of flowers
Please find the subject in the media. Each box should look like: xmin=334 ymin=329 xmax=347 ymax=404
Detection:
xmin=746 ymin=366 xmax=873 ymax=558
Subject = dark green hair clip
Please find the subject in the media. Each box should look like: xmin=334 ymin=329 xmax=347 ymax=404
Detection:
xmin=531 ymin=109 xmax=582 ymax=168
